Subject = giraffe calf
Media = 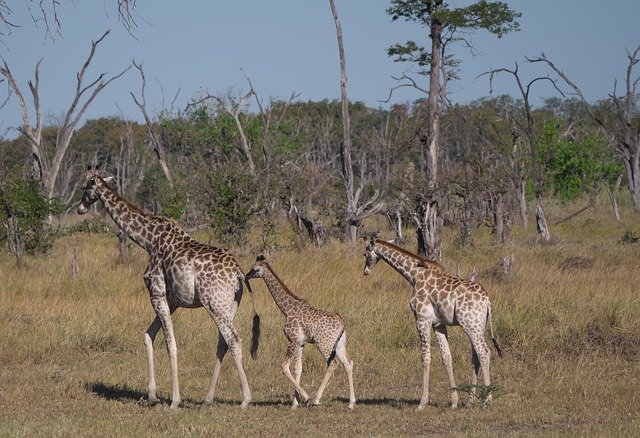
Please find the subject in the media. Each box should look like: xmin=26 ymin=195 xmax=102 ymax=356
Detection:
xmin=245 ymin=256 xmax=356 ymax=409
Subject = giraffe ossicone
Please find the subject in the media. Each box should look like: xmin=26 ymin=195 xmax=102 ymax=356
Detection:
xmin=246 ymin=256 xmax=356 ymax=409
xmin=77 ymin=169 xmax=259 ymax=409
xmin=363 ymin=238 xmax=501 ymax=409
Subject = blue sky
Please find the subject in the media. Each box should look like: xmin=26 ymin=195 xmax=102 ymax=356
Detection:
xmin=1 ymin=1 xmax=639 ymax=137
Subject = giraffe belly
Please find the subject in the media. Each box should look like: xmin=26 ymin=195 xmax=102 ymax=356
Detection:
xmin=165 ymin=270 xmax=202 ymax=308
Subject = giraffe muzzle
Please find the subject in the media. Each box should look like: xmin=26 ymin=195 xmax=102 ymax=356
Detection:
xmin=77 ymin=203 xmax=88 ymax=214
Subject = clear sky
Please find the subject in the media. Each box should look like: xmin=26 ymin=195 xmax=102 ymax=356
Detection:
xmin=1 ymin=1 xmax=639 ymax=137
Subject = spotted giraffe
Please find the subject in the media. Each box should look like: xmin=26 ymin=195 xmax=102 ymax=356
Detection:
xmin=363 ymin=238 xmax=501 ymax=409
xmin=77 ymin=169 xmax=259 ymax=409
xmin=245 ymin=256 xmax=356 ymax=409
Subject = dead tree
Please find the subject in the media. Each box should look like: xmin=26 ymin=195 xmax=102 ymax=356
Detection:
xmin=480 ymin=63 xmax=562 ymax=241
xmin=130 ymin=60 xmax=174 ymax=187
xmin=0 ymin=30 xmax=129 ymax=201
xmin=328 ymin=0 xmax=382 ymax=243
xmin=528 ymin=48 xmax=640 ymax=212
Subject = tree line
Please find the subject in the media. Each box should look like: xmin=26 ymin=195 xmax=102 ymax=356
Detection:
xmin=0 ymin=1 xmax=637 ymax=261
xmin=0 ymin=92 xmax=629 ymax=257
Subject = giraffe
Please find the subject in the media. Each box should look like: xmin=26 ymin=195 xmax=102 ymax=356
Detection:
xmin=245 ymin=256 xmax=356 ymax=409
xmin=362 ymin=238 xmax=501 ymax=410
xmin=77 ymin=169 xmax=259 ymax=409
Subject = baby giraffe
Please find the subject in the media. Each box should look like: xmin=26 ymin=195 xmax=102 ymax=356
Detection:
xmin=245 ymin=256 xmax=356 ymax=409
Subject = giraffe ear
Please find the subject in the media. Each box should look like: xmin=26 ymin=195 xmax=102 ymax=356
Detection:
xmin=103 ymin=176 xmax=115 ymax=185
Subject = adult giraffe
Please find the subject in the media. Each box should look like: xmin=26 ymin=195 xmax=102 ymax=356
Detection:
xmin=362 ymin=238 xmax=501 ymax=409
xmin=77 ymin=169 xmax=259 ymax=409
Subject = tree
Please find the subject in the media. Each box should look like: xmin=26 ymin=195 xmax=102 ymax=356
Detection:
xmin=387 ymin=0 xmax=520 ymax=256
xmin=328 ymin=0 xmax=382 ymax=243
xmin=0 ymin=30 xmax=130 ymax=201
xmin=528 ymin=48 xmax=640 ymax=212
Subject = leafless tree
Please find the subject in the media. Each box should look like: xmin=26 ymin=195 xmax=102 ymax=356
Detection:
xmin=130 ymin=60 xmax=174 ymax=187
xmin=528 ymin=48 xmax=640 ymax=212
xmin=328 ymin=0 xmax=382 ymax=243
xmin=480 ymin=63 xmax=563 ymax=241
xmin=0 ymin=30 xmax=130 ymax=201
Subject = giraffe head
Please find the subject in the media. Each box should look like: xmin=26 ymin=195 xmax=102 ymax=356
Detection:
xmin=363 ymin=237 xmax=380 ymax=275
xmin=77 ymin=167 xmax=114 ymax=214
xmin=245 ymin=255 xmax=269 ymax=280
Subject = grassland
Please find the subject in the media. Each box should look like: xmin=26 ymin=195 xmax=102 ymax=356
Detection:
xmin=1 ymin=202 xmax=640 ymax=436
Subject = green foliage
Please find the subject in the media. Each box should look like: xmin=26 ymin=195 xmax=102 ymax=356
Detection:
xmin=204 ymin=170 xmax=258 ymax=247
xmin=0 ymin=176 xmax=60 ymax=256
xmin=387 ymin=1 xmax=520 ymax=75
xmin=537 ymin=121 xmax=621 ymax=200
xmin=619 ymin=229 xmax=639 ymax=245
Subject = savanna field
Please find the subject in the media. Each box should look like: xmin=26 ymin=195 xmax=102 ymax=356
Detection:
xmin=1 ymin=200 xmax=640 ymax=436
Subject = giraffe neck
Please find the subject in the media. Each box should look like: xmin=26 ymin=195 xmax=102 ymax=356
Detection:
xmin=260 ymin=263 xmax=303 ymax=316
xmin=374 ymin=240 xmax=446 ymax=286
xmin=95 ymin=178 xmax=157 ymax=253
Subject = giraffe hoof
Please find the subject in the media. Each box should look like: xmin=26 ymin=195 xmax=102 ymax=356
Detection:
xmin=348 ymin=403 xmax=356 ymax=410
xmin=148 ymin=396 xmax=161 ymax=406
xmin=169 ymin=402 xmax=180 ymax=410
xmin=417 ymin=404 xmax=427 ymax=411
xmin=306 ymin=399 xmax=319 ymax=408
xmin=240 ymin=400 xmax=251 ymax=409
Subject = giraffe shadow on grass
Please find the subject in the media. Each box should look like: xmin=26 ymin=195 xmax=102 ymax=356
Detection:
xmin=85 ymin=382 xmax=284 ymax=408
xmin=335 ymin=396 xmax=419 ymax=408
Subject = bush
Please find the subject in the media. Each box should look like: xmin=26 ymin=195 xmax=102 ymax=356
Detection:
xmin=0 ymin=176 xmax=59 ymax=258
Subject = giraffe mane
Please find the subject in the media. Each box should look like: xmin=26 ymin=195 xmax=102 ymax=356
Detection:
xmin=261 ymin=260 xmax=307 ymax=302
xmin=375 ymin=239 xmax=447 ymax=273
xmin=97 ymin=175 xmax=186 ymax=233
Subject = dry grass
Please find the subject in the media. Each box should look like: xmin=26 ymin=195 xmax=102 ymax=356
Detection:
xmin=1 ymin=203 xmax=640 ymax=436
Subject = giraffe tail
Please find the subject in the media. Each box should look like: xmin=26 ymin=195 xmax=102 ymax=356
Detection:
xmin=243 ymin=275 xmax=261 ymax=360
xmin=487 ymin=305 xmax=503 ymax=358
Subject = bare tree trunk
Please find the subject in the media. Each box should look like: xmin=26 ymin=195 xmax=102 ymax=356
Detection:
xmin=415 ymin=0 xmax=444 ymax=258
xmin=385 ymin=210 xmax=405 ymax=245
xmin=328 ymin=0 xmax=382 ymax=243
xmin=494 ymin=193 xmax=505 ymax=244
xmin=535 ymin=200 xmax=550 ymax=241
xmin=606 ymin=173 xmax=623 ymax=222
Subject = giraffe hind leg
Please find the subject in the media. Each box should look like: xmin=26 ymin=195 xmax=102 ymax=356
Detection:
xmin=433 ymin=324 xmax=458 ymax=408
xmin=468 ymin=343 xmax=480 ymax=405
xmin=204 ymin=331 xmax=228 ymax=404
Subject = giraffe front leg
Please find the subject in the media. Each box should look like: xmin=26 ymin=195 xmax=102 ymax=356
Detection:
xmin=282 ymin=343 xmax=309 ymax=407
xmin=153 ymin=299 xmax=181 ymax=410
xmin=291 ymin=345 xmax=303 ymax=408
xmin=416 ymin=318 xmax=432 ymax=410
xmin=143 ymin=316 xmax=162 ymax=405
xmin=433 ymin=324 xmax=458 ymax=408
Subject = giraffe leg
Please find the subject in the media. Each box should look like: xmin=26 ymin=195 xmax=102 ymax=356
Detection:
xmin=205 ymin=294 xmax=239 ymax=404
xmin=433 ymin=324 xmax=458 ymax=408
xmin=204 ymin=331 xmax=228 ymax=404
xmin=215 ymin=316 xmax=252 ymax=408
xmin=469 ymin=334 xmax=492 ymax=404
xmin=291 ymin=345 xmax=303 ymax=408
xmin=282 ymin=343 xmax=309 ymax=405
xmin=331 ymin=331 xmax=356 ymax=409
xmin=143 ymin=316 xmax=162 ymax=405
xmin=468 ymin=344 xmax=480 ymax=405
xmin=152 ymin=299 xmax=181 ymax=409
xmin=415 ymin=318 xmax=432 ymax=410
xmin=463 ymin=327 xmax=493 ymax=404
xmin=311 ymin=358 xmax=338 ymax=407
